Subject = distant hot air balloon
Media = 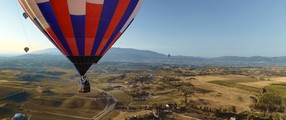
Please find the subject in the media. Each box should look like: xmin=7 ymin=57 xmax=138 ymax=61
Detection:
xmin=23 ymin=12 xmax=28 ymax=19
xmin=19 ymin=0 xmax=144 ymax=92
xmin=167 ymin=54 xmax=171 ymax=58
xmin=24 ymin=47 xmax=29 ymax=53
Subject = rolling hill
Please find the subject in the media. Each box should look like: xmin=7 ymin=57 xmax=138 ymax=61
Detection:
xmin=1 ymin=48 xmax=286 ymax=66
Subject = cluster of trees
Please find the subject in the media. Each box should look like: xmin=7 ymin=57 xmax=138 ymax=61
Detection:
xmin=128 ymin=74 xmax=154 ymax=84
xmin=178 ymin=104 xmax=239 ymax=119
xmin=246 ymin=112 xmax=281 ymax=120
xmin=36 ymin=71 xmax=66 ymax=76
xmin=254 ymin=93 xmax=285 ymax=113
xmin=128 ymin=90 xmax=149 ymax=97
xmin=125 ymin=113 xmax=156 ymax=120
xmin=160 ymin=76 xmax=180 ymax=82
xmin=115 ymin=104 xmax=155 ymax=110
xmin=247 ymin=88 xmax=285 ymax=119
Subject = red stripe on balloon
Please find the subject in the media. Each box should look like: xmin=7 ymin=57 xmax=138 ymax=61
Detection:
xmin=85 ymin=2 xmax=103 ymax=56
xmin=96 ymin=0 xmax=130 ymax=55
xmin=102 ymin=32 xmax=122 ymax=55
xmin=46 ymin=28 xmax=69 ymax=55
xmin=49 ymin=0 xmax=79 ymax=56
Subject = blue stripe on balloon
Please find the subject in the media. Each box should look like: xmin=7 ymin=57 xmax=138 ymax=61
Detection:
xmin=91 ymin=0 xmax=119 ymax=55
xmin=100 ymin=19 xmax=134 ymax=55
xmin=122 ymin=19 xmax=134 ymax=35
xmin=100 ymin=0 xmax=139 ymax=56
xmin=117 ymin=19 xmax=134 ymax=42
xmin=70 ymin=15 xmax=85 ymax=56
xmin=37 ymin=2 xmax=73 ymax=56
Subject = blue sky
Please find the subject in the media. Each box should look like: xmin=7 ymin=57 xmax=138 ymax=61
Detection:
xmin=1 ymin=0 xmax=286 ymax=57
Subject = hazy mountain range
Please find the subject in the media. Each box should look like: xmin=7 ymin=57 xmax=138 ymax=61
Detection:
xmin=2 ymin=48 xmax=286 ymax=66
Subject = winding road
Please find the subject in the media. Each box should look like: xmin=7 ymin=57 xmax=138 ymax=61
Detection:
xmin=92 ymin=87 xmax=117 ymax=120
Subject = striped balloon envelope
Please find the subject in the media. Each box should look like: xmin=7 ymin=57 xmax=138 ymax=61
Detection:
xmin=18 ymin=0 xmax=144 ymax=76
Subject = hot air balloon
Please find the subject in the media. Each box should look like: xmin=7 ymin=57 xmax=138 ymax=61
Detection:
xmin=23 ymin=12 xmax=28 ymax=19
xmin=24 ymin=47 xmax=29 ymax=53
xmin=19 ymin=0 xmax=144 ymax=92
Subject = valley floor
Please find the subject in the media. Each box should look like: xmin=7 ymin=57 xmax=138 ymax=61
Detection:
xmin=1 ymin=64 xmax=286 ymax=119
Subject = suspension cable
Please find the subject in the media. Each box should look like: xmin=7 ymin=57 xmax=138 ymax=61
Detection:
xmin=14 ymin=0 xmax=32 ymax=50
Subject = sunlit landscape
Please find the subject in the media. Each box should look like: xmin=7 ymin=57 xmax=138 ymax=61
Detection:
xmin=1 ymin=0 xmax=286 ymax=120
xmin=0 ymin=48 xmax=286 ymax=119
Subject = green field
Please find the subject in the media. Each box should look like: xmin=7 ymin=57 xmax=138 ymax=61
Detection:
xmin=110 ymin=90 xmax=132 ymax=106
xmin=131 ymin=90 xmax=180 ymax=106
xmin=93 ymin=84 xmax=109 ymax=90
xmin=208 ymin=79 xmax=261 ymax=93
